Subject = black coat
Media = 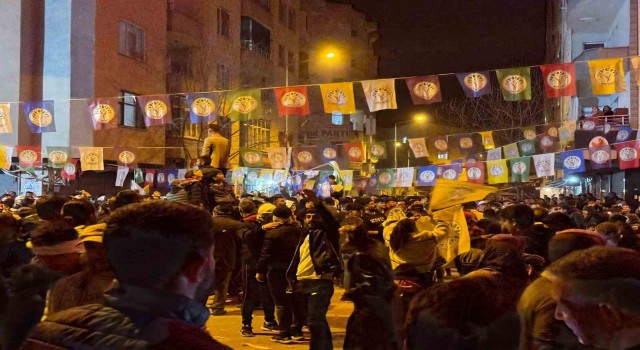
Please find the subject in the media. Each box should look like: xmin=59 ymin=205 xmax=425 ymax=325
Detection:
xmin=211 ymin=215 xmax=245 ymax=277
xmin=256 ymin=223 xmax=302 ymax=273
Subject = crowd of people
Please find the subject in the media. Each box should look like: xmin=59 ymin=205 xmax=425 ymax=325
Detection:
xmin=3 ymin=177 xmax=640 ymax=349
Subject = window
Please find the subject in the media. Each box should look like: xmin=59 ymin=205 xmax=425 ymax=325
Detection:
xmin=279 ymin=0 xmax=287 ymax=24
xmin=216 ymin=64 xmax=230 ymax=90
xmin=299 ymin=51 xmax=309 ymax=80
xmin=119 ymin=91 xmax=145 ymax=128
xmin=583 ymin=42 xmax=605 ymax=50
xmin=288 ymin=8 xmax=296 ymax=31
xmin=118 ymin=21 xmax=144 ymax=61
xmin=253 ymin=0 xmax=270 ymax=11
xmin=168 ymin=95 xmax=201 ymax=140
xmin=278 ymin=45 xmax=285 ymax=66
xmin=241 ymin=16 xmax=271 ymax=57
xmin=240 ymin=119 xmax=271 ymax=150
xmin=288 ymin=51 xmax=295 ymax=73
xmin=217 ymin=8 xmax=230 ymax=38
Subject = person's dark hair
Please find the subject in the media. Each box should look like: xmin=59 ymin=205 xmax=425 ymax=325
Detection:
xmin=548 ymin=231 xmax=603 ymax=262
xmin=345 ymin=203 xmax=363 ymax=212
xmin=609 ymin=213 xmax=627 ymax=224
xmin=533 ymin=207 xmax=548 ymax=222
xmin=35 ymin=195 xmax=68 ymax=221
xmin=184 ymin=170 xmax=195 ymax=179
xmin=390 ymin=218 xmax=417 ymax=251
xmin=585 ymin=212 xmax=609 ymax=228
xmin=61 ymin=200 xmax=96 ymax=227
xmin=0 ymin=213 xmax=20 ymax=244
xmin=476 ymin=219 xmax=501 ymax=235
xmin=328 ymin=175 xmax=336 ymax=180
xmin=542 ymin=212 xmax=575 ymax=232
xmin=482 ymin=208 xmax=498 ymax=221
xmin=239 ymin=200 xmax=256 ymax=215
xmin=197 ymin=155 xmax=211 ymax=166
xmin=102 ymin=201 xmax=214 ymax=288
xmin=269 ymin=195 xmax=285 ymax=204
xmin=340 ymin=217 xmax=374 ymax=251
xmin=112 ymin=190 xmax=141 ymax=211
xmin=207 ymin=122 xmax=221 ymax=132
xmin=501 ymin=205 xmax=534 ymax=227
xmin=30 ymin=221 xmax=78 ymax=247
xmin=546 ymin=246 xmax=640 ymax=281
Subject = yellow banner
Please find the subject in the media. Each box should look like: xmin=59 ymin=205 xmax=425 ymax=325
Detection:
xmin=429 ymin=179 xmax=497 ymax=211
xmin=588 ymin=58 xmax=626 ymax=95
xmin=479 ymin=131 xmax=495 ymax=150
xmin=418 ymin=205 xmax=470 ymax=262
xmin=0 ymin=104 xmax=13 ymax=134
xmin=486 ymin=159 xmax=509 ymax=184
xmin=0 ymin=145 xmax=12 ymax=170
xmin=320 ymin=82 xmax=356 ymax=114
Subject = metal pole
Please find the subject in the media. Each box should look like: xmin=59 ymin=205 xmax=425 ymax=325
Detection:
xmin=394 ymin=123 xmax=397 ymax=168
xmin=285 ymin=58 xmax=289 ymax=147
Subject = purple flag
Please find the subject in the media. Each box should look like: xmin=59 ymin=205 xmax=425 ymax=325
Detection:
xmin=137 ymin=95 xmax=172 ymax=127
xmin=186 ymin=92 xmax=219 ymax=124
xmin=456 ymin=72 xmax=492 ymax=98
xmin=588 ymin=145 xmax=612 ymax=169
xmin=405 ymin=75 xmax=442 ymax=105
xmin=88 ymin=98 xmax=119 ymax=130
xmin=21 ymin=101 xmax=56 ymax=133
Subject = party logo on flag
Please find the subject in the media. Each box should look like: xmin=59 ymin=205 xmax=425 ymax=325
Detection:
xmin=0 ymin=104 xmax=12 ymax=134
xmin=362 ymin=79 xmax=397 ymax=112
xmin=590 ymin=147 xmax=611 ymax=167
xmin=292 ymin=146 xmax=320 ymax=170
xmin=145 ymin=100 xmax=168 ymax=120
xmin=62 ymin=159 xmax=77 ymax=180
xmin=406 ymin=76 xmax=442 ymax=105
xmin=344 ymin=143 xmax=364 ymax=162
xmin=497 ymin=67 xmax=532 ymax=101
xmin=80 ymin=147 xmax=104 ymax=171
xmin=434 ymin=138 xmax=448 ymax=152
xmin=523 ymin=128 xmax=537 ymax=141
xmin=504 ymin=143 xmax=519 ymax=159
xmin=321 ymin=145 xmax=338 ymax=161
xmin=395 ymin=167 xmax=414 ymax=187
xmin=186 ymin=93 xmax=218 ymax=123
xmin=232 ymin=96 xmax=258 ymax=114
xmin=539 ymin=134 xmax=556 ymax=151
xmin=89 ymin=99 xmax=118 ymax=130
xmin=417 ymin=166 xmax=438 ymax=186
xmin=589 ymin=58 xmax=626 ymax=95
xmin=457 ymin=72 xmax=492 ymax=97
xmin=274 ymin=86 xmax=310 ymax=116
xmin=510 ymin=157 xmax=531 ymax=182
xmin=617 ymin=126 xmax=632 ymax=142
xmin=533 ymin=153 xmax=555 ymax=177
xmin=377 ymin=169 xmax=396 ymax=189
xmin=22 ymin=101 xmax=56 ymax=133
xmin=561 ymin=150 xmax=585 ymax=174
xmin=540 ymin=63 xmax=576 ymax=98
xmin=614 ymin=141 xmax=640 ymax=170
xmin=267 ymin=147 xmax=288 ymax=169
xmin=459 ymin=136 xmax=474 ymax=149
xmin=546 ymin=125 xmax=559 ymax=139
xmin=369 ymin=143 xmax=387 ymax=159
xmin=18 ymin=147 xmax=40 ymax=168
xmin=116 ymin=149 xmax=137 ymax=168
xmin=489 ymin=162 xmax=505 ymax=176
xmin=320 ymin=82 xmax=356 ymax=114
xmin=409 ymin=138 xmax=429 ymax=158
xmin=47 ymin=148 xmax=68 ymax=168
xmin=241 ymin=149 xmax=264 ymax=167
xmin=441 ymin=165 xmax=461 ymax=181
xmin=466 ymin=163 xmax=484 ymax=184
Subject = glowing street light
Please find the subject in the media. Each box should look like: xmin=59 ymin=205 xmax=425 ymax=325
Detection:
xmin=325 ymin=51 xmax=336 ymax=59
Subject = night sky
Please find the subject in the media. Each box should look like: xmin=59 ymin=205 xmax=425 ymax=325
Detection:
xmin=335 ymin=0 xmax=548 ymax=126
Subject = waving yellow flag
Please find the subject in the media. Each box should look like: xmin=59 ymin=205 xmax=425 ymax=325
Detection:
xmin=588 ymin=58 xmax=626 ymax=95
xmin=429 ymin=179 xmax=497 ymax=211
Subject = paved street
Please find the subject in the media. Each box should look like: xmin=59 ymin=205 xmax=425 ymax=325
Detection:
xmin=207 ymin=288 xmax=353 ymax=349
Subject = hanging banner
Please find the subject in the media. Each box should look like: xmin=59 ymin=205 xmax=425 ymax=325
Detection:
xmin=503 ymin=143 xmax=520 ymax=159
xmin=166 ymin=169 xmax=178 ymax=184
xmin=558 ymin=126 xmax=574 ymax=143
xmin=273 ymin=86 xmax=310 ymax=117
xmin=417 ymin=166 xmax=438 ymax=186
xmin=440 ymin=164 xmax=462 ymax=181
xmin=588 ymin=58 xmax=626 ymax=95
xmin=632 ymin=57 xmax=640 ymax=87
xmin=486 ymin=159 xmax=509 ymax=184
xmin=240 ymin=148 xmax=265 ymax=167
xmin=539 ymin=133 xmax=556 ymax=152
xmin=544 ymin=124 xmax=560 ymax=139
xmin=259 ymin=169 xmax=274 ymax=183
xmin=522 ymin=127 xmax=537 ymax=141
xmin=496 ymin=67 xmax=532 ymax=101
xmin=134 ymin=168 xmax=144 ymax=183
xmin=486 ymin=147 xmax=502 ymax=161
xmin=0 ymin=145 xmax=12 ymax=170
xmin=560 ymin=150 xmax=586 ymax=175
xmin=340 ymin=170 xmax=354 ymax=191
xmin=0 ymin=104 xmax=13 ymax=134
xmin=457 ymin=134 xmax=477 ymax=153
xmin=532 ymin=153 xmax=556 ymax=177
xmin=479 ymin=131 xmax=495 ymax=150
xmin=540 ymin=63 xmax=577 ymax=98
xmin=409 ymin=138 xmax=429 ymax=158
xmin=61 ymin=159 xmax=78 ymax=180
xmin=137 ymin=95 xmax=172 ymax=127
xmin=617 ymin=126 xmax=633 ymax=142
xmin=114 ymin=147 xmax=138 ymax=168
xmin=79 ymin=147 xmax=104 ymax=171
xmin=186 ymin=92 xmax=218 ymax=123
xmin=405 ymin=75 xmax=442 ymax=105
xmin=273 ymin=169 xmax=287 ymax=185
xmin=377 ymin=169 xmax=396 ymax=189
xmin=456 ymin=71 xmax=492 ymax=98
xmin=144 ymin=169 xmax=156 ymax=187
xmin=319 ymin=143 xmax=339 ymax=163
xmin=361 ymin=79 xmax=397 ymax=112
xmin=465 ymin=162 xmax=485 ymax=185
xmin=366 ymin=175 xmax=378 ymax=191
xmin=21 ymin=100 xmax=56 ymax=133
xmin=519 ymin=140 xmax=536 ymax=156
xmin=115 ymin=166 xmax=129 ymax=187
xmin=45 ymin=147 xmax=70 ymax=169
xmin=614 ymin=141 xmax=640 ymax=170
xmin=369 ymin=142 xmax=387 ymax=160
xmin=155 ymin=170 xmax=168 ymax=188
xmin=395 ymin=167 xmax=414 ymax=187
xmin=17 ymin=146 xmax=41 ymax=168
xmin=291 ymin=146 xmax=321 ymax=170
xmin=226 ymin=89 xmax=262 ymax=121
xmin=343 ymin=143 xmax=364 ymax=162
xmin=588 ymin=146 xmax=612 ymax=170
xmin=245 ymin=168 xmax=260 ymax=186
xmin=320 ymin=82 xmax=356 ymax=114
xmin=88 ymin=98 xmax=119 ymax=130
xmin=267 ymin=147 xmax=289 ymax=169
xmin=509 ymin=157 xmax=531 ymax=182
xmin=429 ymin=180 xmax=498 ymax=211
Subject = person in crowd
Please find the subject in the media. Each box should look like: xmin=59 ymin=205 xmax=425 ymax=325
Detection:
xmin=363 ymin=199 xmax=386 ymax=239
xmin=61 ymin=200 xmax=97 ymax=227
xmin=34 ymin=195 xmax=69 ymax=222
xmin=501 ymin=204 xmax=552 ymax=259
xmin=183 ymin=170 xmax=208 ymax=208
xmin=165 ymin=179 xmax=189 ymax=203
xmin=210 ymin=171 xmax=237 ymax=206
xmin=560 ymin=198 xmax=585 ymax=229
xmin=286 ymin=190 xmax=341 ymax=349
xmin=110 ymin=190 xmax=141 ymax=211
xmin=602 ymin=104 xmax=614 ymax=116
xmin=201 ymin=121 xmax=231 ymax=175
xmin=544 ymin=246 xmax=640 ymax=350
xmin=340 ymin=216 xmax=399 ymax=350
xmin=269 ymin=195 xmax=287 ymax=207
xmin=541 ymin=212 xmax=575 ymax=234
xmin=209 ymin=205 xmax=244 ymax=316
xmin=0 ymin=213 xmax=32 ymax=280
xmin=22 ymin=201 xmax=230 ymax=349
xmin=256 ymin=205 xmax=303 ymax=343
xmin=518 ymin=230 xmax=604 ymax=350
xmin=238 ymin=200 xmax=277 ymax=337
xmin=195 ymin=156 xmax=222 ymax=210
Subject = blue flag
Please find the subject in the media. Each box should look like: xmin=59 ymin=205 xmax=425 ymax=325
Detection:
xmin=616 ymin=126 xmax=632 ymax=142
xmin=21 ymin=101 xmax=56 ymax=133
xmin=456 ymin=72 xmax=492 ymax=98
xmin=417 ymin=166 xmax=438 ymax=186
xmin=186 ymin=92 xmax=219 ymax=124
xmin=560 ymin=149 xmax=585 ymax=175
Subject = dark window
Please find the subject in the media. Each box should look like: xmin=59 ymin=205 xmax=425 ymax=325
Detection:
xmin=240 ymin=119 xmax=271 ymax=150
xmin=288 ymin=8 xmax=296 ymax=31
xmin=217 ymin=8 xmax=230 ymax=38
xmin=217 ymin=64 xmax=230 ymax=90
xmin=279 ymin=0 xmax=287 ymax=24
xmin=583 ymin=42 xmax=605 ymax=50
xmin=120 ymin=91 xmax=145 ymax=128
xmin=118 ymin=21 xmax=144 ymax=61
xmin=253 ymin=0 xmax=270 ymax=11
xmin=278 ymin=45 xmax=285 ymax=66
xmin=299 ymin=51 xmax=309 ymax=80
xmin=241 ymin=16 xmax=271 ymax=57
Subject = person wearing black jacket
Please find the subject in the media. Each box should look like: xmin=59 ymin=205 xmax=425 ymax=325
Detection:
xmin=196 ymin=156 xmax=222 ymax=211
xmin=287 ymin=190 xmax=342 ymax=350
xmin=210 ymin=205 xmax=244 ymax=316
xmin=255 ymin=205 xmax=303 ymax=344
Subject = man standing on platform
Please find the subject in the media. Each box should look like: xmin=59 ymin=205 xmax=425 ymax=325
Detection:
xmin=202 ymin=122 xmax=230 ymax=175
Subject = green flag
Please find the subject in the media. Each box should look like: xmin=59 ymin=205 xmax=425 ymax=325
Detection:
xmin=376 ymin=169 xmax=396 ymax=189
xmin=369 ymin=142 xmax=387 ymax=160
xmin=240 ymin=148 xmax=265 ymax=167
xmin=496 ymin=67 xmax=532 ymax=101
xmin=509 ymin=157 xmax=531 ymax=182
xmin=225 ymin=89 xmax=261 ymax=121
xmin=45 ymin=146 xmax=70 ymax=169
xmin=519 ymin=140 xmax=536 ymax=156
xmin=134 ymin=168 xmax=144 ymax=183
xmin=245 ymin=168 xmax=261 ymax=185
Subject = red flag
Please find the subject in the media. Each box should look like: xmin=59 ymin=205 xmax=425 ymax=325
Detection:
xmin=343 ymin=143 xmax=364 ymax=162
xmin=145 ymin=169 xmax=156 ymax=187
xmin=16 ymin=146 xmax=41 ymax=168
xmin=465 ymin=162 xmax=485 ymax=185
xmin=614 ymin=140 xmax=640 ymax=170
xmin=539 ymin=133 xmax=556 ymax=152
xmin=540 ymin=63 xmax=577 ymax=98
xmin=61 ymin=159 xmax=78 ymax=180
xmin=273 ymin=86 xmax=310 ymax=116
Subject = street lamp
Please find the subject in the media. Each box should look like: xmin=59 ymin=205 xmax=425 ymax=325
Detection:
xmin=394 ymin=114 xmax=427 ymax=168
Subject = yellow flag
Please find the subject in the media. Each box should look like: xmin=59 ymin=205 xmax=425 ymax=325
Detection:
xmin=588 ymin=58 xmax=626 ymax=95
xmin=0 ymin=145 xmax=13 ymax=170
xmin=631 ymin=57 xmax=640 ymax=87
xmin=479 ymin=131 xmax=495 ymax=150
xmin=429 ymin=179 xmax=497 ymax=211
xmin=486 ymin=159 xmax=509 ymax=184
xmin=0 ymin=104 xmax=13 ymax=134
xmin=429 ymin=205 xmax=470 ymax=262
xmin=361 ymin=79 xmax=398 ymax=112
xmin=320 ymin=82 xmax=356 ymax=114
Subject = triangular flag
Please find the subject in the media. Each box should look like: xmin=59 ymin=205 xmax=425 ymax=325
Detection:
xmin=588 ymin=58 xmax=626 ymax=95
xmin=320 ymin=82 xmax=356 ymax=114
xmin=496 ymin=67 xmax=532 ymax=101
xmin=406 ymin=75 xmax=442 ymax=105
xmin=361 ymin=79 xmax=397 ymax=112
